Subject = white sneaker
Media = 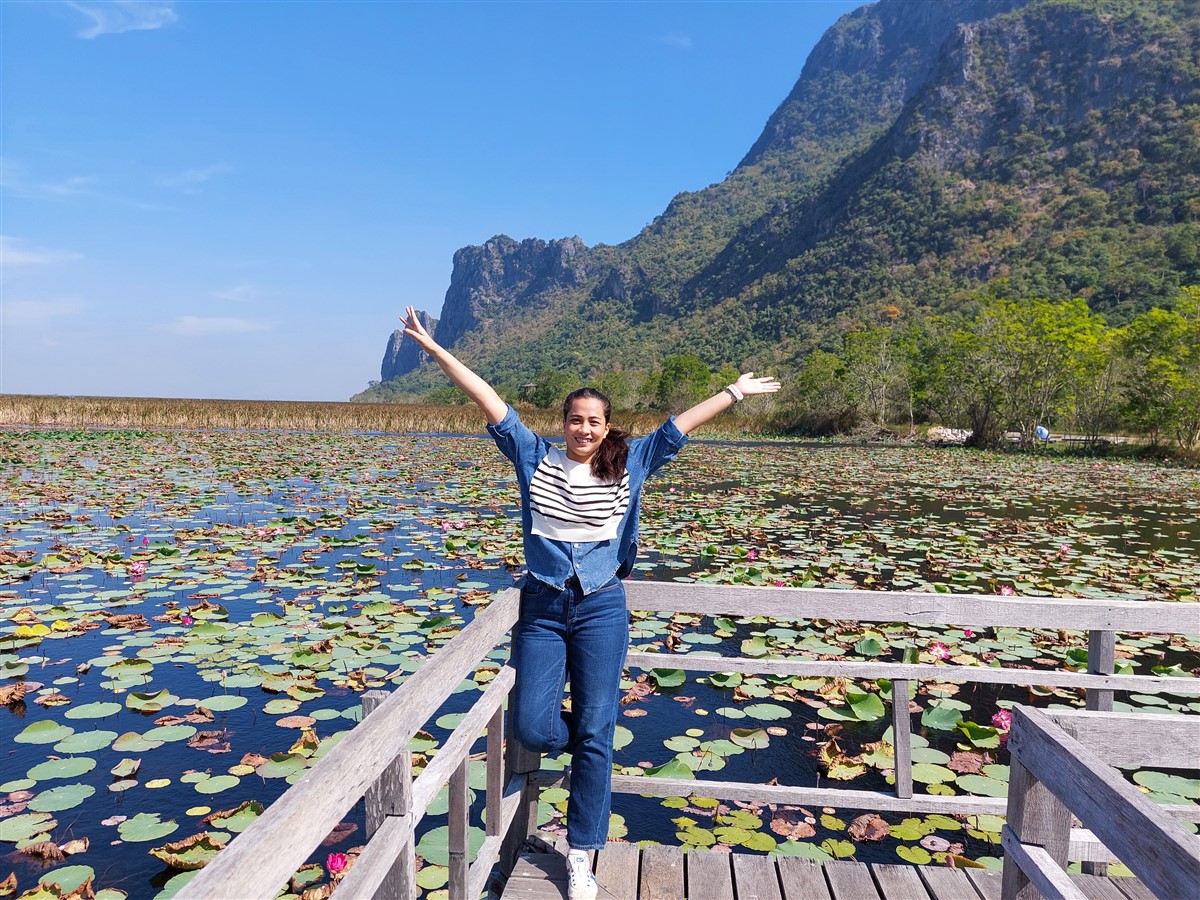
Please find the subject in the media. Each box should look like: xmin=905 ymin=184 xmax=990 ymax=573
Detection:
xmin=566 ymin=849 xmax=597 ymax=900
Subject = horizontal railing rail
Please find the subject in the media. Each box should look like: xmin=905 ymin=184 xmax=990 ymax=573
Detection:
xmin=1000 ymin=707 xmax=1200 ymax=899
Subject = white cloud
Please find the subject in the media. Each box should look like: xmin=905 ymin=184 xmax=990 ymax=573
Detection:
xmin=154 ymin=164 xmax=232 ymax=190
xmin=1 ymin=158 xmax=97 ymax=200
xmin=214 ymin=283 xmax=255 ymax=302
xmin=0 ymin=298 xmax=84 ymax=325
xmin=0 ymin=236 xmax=81 ymax=266
xmin=662 ymin=32 xmax=693 ymax=49
xmin=68 ymin=1 xmax=177 ymax=40
xmin=165 ymin=315 xmax=270 ymax=337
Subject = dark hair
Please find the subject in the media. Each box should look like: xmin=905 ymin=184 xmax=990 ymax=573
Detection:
xmin=562 ymin=387 xmax=630 ymax=483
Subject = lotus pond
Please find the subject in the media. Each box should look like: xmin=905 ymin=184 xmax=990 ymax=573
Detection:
xmin=1 ymin=430 xmax=1198 ymax=899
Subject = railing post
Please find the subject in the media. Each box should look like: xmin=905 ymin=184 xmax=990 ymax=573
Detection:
xmin=500 ymin=697 xmax=542 ymax=873
xmin=362 ymin=690 xmax=415 ymax=900
xmin=1001 ymin=727 xmax=1072 ymax=899
xmin=486 ymin=706 xmax=504 ymax=837
xmin=1082 ymin=630 xmax=1115 ymax=876
xmin=448 ymin=758 xmax=471 ymax=899
xmin=891 ymin=679 xmax=913 ymax=799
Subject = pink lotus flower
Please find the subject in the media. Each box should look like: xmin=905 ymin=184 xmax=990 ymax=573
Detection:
xmin=128 ymin=560 xmax=148 ymax=576
xmin=999 ymin=585 xmax=1015 ymax=596
xmin=774 ymin=580 xmax=785 ymax=587
xmin=181 ymin=614 xmax=194 ymax=626
xmin=327 ymin=852 xmax=348 ymax=875
xmin=963 ymin=629 xmax=974 ymax=638
xmin=747 ymin=549 xmax=758 ymax=560
xmin=927 ymin=641 xmax=951 ymax=661
xmin=992 ymin=709 xmax=1013 ymax=731
xmin=1058 ymin=543 xmax=1071 ymax=555
xmin=142 ymin=537 xmax=150 ymax=546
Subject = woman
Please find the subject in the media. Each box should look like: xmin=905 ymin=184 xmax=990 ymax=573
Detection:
xmin=401 ymin=307 xmax=780 ymax=900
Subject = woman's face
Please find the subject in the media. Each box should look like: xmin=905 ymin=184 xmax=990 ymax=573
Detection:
xmin=563 ymin=397 xmax=610 ymax=464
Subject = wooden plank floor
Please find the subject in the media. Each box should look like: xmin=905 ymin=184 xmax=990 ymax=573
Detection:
xmin=500 ymin=839 xmax=1155 ymax=900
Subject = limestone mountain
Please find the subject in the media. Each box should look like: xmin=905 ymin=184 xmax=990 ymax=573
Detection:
xmin=358 ymin=0 xmax=1199 ymax=402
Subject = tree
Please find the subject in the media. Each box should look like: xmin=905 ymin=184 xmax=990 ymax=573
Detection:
xmin=653 ymin=354 xmax=712 ymax=413
xmin=527 ymin=368 xmax=580 ymax=409
xmin=1118 ymin=286 xmax=1200 ymax=449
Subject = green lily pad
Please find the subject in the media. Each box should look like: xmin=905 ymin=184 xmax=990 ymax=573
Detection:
xmin=1133 ymin=770 xmax=1200 ymax=799
xmin=27 ymin=757 xmax=97 ymax=781
xmin=64 ymin=701 xmax=122 ymax=719
xmin=911 ymin=763 xmax=956 ymax=785
xmin=28 ymin=783 xmax=96 ymax=812
xmin=53 ymin=730 xmax=118 ymax=753
xmin=0 ymin=811 xmax=58 ymax=842
xmin=897 ymin=845 xmax=932 ymax=864
xmin=651 ymin=668 xmax=686 ymax=688
xmin=127 ymin=689 xmax=178 ymax=713
xmin=730 ymin=727 xmax=769 ymax=750
xmin=646 ymin=758 xmax=696 ymax=779
xmin=38 ymin=865 xmax=96 ymax=893
xmin=143 ymin=724 xmax=197 ymax=743
xmin=15 ymin=721 xmax=75 ymax=744
xmin=198 ymin=695 xmax=247 ymax=711
xmin=113 ymin=731 xmax=164 ymax=752
xmin=119 ymin=812 xmax=179 ymax=842
xmin=956 ymin=774 xmax=1009 ymax=797
xmin=194 ymin=774 xmax=240 ymax=794
xmin=742 ymin=703 xmax=791 ymax=721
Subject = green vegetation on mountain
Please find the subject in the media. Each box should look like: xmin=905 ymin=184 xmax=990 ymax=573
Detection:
xmin=358 ymin=0 xmax=1199 ymax=448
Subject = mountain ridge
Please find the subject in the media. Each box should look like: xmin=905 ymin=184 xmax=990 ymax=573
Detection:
xmin=358 ymin=0 xmax=1198 ymax=403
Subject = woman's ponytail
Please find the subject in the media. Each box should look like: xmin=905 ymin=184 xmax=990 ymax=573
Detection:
xmin=562 ymin=387 xmax=630 ymax=483
xmin=592 ymin=426 xmax=630 ymax=484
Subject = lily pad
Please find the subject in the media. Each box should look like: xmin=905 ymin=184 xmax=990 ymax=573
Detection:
xmin=118 ymin=812 xmax=179 ymax=843
xmin=38 ymin=865 xmax=96 ymax=893
xmin=28 ymin=783 xmax=96 ymax=812
xmin=64 ymin=701 xmax=122 ymax=720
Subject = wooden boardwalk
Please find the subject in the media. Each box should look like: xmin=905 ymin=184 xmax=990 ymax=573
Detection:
xmin=177 ymin=584 xmax=1199 ymax=900
xmin=501 ymin=837 xmax=1155 ymax=900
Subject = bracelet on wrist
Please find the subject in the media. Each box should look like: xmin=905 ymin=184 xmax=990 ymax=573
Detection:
xmin=725 ymin=384 xmax=744 ymax=403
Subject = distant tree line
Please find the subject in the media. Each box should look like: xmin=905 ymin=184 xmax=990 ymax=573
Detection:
xmin=423 ymin=283 xmax=1195 ymax=452
xmin=781 ymin=283 xmax=1200 ymax=450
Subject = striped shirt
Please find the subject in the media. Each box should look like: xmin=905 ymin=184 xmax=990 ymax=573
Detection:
xmin=529 ymin=447 xmax=631 ymax=543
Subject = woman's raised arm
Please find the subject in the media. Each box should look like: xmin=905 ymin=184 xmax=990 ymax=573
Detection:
xmin=401 ymin=306 xmax=508 ymax=425
xmin=672 ymin=372 xmax=781 ymax=436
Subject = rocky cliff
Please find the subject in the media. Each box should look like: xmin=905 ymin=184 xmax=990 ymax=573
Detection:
xmin=361 ymin=0 xmax=1199 ymax=401
xmin=380 ymin=310 xmax=437 ymax=383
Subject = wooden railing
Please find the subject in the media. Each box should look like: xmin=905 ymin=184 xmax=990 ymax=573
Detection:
xmin=179 ymin=583 xmax=1200 ymax=900
xmin=1000 ymin=707 xmax=1200 ymax=899
xmin=176 ymin=587 xmax=524 ymax=900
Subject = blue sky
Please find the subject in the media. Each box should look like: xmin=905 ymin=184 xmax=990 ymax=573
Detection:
xmin=2 ymin=0 xmax=864 ymax=401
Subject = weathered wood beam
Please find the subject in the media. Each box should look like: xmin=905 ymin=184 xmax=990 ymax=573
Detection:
xmin=1001 ymin=826 xmax=1088 ymax=900
xmin=1007 ymin=707 xmax=1200 ymax=900
xmin=624 ymin=650 xmax=1200 ymax=694
xmin=623 ymin=582 xmax=1200 ymax=633
xmin=1046 ymin=709 xmax=1200 ymax=770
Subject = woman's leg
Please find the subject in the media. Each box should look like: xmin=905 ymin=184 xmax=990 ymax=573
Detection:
xmin=510 ymin=579 xmax=571 ymax=754
xmin=563 ymin=578 xmax=629 ymax=850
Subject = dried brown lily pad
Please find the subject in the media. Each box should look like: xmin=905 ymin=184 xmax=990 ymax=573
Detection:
xmin=148 ymin=832 xmax=226 ymax=870
xmin=848 ymin=814 xmax=889 ymax=842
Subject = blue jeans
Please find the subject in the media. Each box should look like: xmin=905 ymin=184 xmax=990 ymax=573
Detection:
xmin=510 ymin=575 xmax=628 ymax=850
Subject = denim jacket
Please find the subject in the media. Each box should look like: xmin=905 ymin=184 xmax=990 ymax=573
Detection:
xmin=487 ymin=404 xmax=688 ymax=595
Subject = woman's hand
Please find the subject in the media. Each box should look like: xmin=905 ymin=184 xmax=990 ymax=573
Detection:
xmin=402 ymin=305 xmax=440 ymax=355
xmin=734 ymin=372 xmax=782 ymax=396
xmin=673 ymin=371 xmax=783 ymax=435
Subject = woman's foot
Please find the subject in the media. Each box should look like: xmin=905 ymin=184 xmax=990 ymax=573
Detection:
xmin=566 ymin=849 xmax=597 ymax=900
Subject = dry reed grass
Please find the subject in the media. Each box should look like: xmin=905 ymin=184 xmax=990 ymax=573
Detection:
xmin=0 ymin=394 xmax=776 ymax=437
